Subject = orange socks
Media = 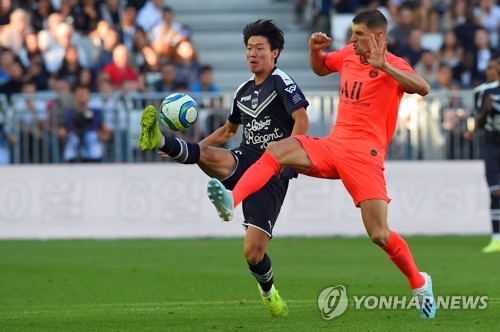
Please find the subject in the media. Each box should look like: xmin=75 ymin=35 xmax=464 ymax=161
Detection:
xmin=382 ymin=231 xmax=425 ymax=289
xmin=232 ymin=152 xmax=280 ymax=207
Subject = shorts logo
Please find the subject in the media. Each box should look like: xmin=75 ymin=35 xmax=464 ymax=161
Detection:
xmin=369 ymin=69 xmax=379 ymax=78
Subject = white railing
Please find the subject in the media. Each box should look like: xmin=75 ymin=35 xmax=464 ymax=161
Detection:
xmin=0 ymin=89 xmax=481 ymax=165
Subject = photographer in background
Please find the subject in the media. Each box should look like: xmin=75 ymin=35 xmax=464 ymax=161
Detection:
xmin=59 ymin=84 xmax=111 ymax=163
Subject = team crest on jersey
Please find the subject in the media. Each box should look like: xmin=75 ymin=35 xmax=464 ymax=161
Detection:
xmin=251 ymin=98 xmax=258 ymax=109
xmin=369 ymin=69 xmax=379 ymax=78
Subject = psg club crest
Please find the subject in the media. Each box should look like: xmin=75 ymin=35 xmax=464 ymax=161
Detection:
xmin=369 ymin=69 xmax=379 ymax=78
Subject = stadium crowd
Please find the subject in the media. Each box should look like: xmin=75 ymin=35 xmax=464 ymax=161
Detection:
xmin=0 ymin=0 xmax=498 ymax=164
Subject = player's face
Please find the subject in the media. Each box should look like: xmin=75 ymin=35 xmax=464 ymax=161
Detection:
xmin=246 ymin=36 xmax=278 ymax=79
xmin=350 ymin=23 xmax=383 ymax=56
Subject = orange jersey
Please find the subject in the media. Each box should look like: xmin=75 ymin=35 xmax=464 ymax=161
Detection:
xmin=324 ymin=44 xmax=415 ymax=149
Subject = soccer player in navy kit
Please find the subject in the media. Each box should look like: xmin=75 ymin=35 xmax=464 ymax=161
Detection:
xmin=466 ymin=58 xmax=500 ymax=253
xmin=138 ymin=19 xmax=309 ymax=317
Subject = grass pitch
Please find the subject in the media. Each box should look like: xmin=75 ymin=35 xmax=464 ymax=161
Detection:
xmin=0 ymin=236 xmax=498 ymax=331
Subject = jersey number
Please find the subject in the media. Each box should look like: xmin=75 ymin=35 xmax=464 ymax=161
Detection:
xmin=340 ymin=80 xmax=363 ymax=100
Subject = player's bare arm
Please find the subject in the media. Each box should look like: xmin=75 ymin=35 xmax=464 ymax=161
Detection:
xmin=476 ymin=94 xmax=493 ymax=129
xmin=290 ymin=107 xmax=309 ymax=135
xmin=199 ymin=120 xmax=240 ymax=147
xmin=366 ymin=33 xmax=430 ymax=96
xmin=309 ymin=32 xmax=332 ymax=76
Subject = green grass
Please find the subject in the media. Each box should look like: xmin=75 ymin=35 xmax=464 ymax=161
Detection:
xmin=0 ymin=236 xmax=498 ymax=331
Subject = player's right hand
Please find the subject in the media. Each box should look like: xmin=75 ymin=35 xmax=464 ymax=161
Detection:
xmin=309 ymin=32 xmax=331 ymax=51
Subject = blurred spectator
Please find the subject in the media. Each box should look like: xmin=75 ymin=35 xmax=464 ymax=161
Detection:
xmin=332 ymin=0 xmax=358 ymax=14
xmin=18 ymin=32 xmax=40 ymax=67
xmin=190 ymin=64 xmax=220 ymax=93
xmin=414 ymin=49 xmax=439 ymax=84
xmin=59 ymin=84 xmax=111 ymax=162
xmin=472 ymin=28 xmax=494 ymax=82
xmin=102 ymin=43 xmax=139 ymax=88
xmin=0 ymin=0 xmax=13 ymax=26
xmin=99 ymin=0 xmax=125 ymax=28
xmin=139 ymin=44 xmax=161 ymax=88
xmin=23 ymin=52 xmax=50 ymax=91
xmin=453 ymin=51 xmax=477 ymax=88
xmin=15 ymin=82 xmax=49 ymax=163
xmin=473 ymin=0 xmax=500 ymax=34
xmin=0 ymin=8 xmax=32 ymax=54
xmin=387 ymin=5 xmax=415 ymax=54
xmin=118 ymin=4 xmax=139 ymax=51
xmin=454 ymin=6 xmax=482 ymax=53
xmin=94 ymin=27 xmax=121 ymax=71
xmin=411 ymin=0 xmax=439 ymax=32
xmin=58 ymin=0 xmax=96 ymax=34
xmin=430 ymin=62 xmax=462 ymax=90
xmin=150 ymin=5 xmax=182 ymax=60
xmin=171 ymin=39 xmax=200 ymax=89
xmin=153 ymin=61 xmax=176 ymax=92
xmin=81 ymin=0 xmax=101 ymax=33
xmin=312 ymin=0 xmax=334 ymax=35
xmin=57 ymin=44 xmax=84 ymax=87
xmin=438 ymin=29 xmax=464 ymax=70
xmin=41 ymin=22 xmax=90 ymax=73
xmin=294 ymin=0 xmax=305 ymax=24
xmin=30 ymin=0 xmax=55 ymax=32
xmin=37 ymin=12 xmax=63 ymax=54
xmin=130 ymin=26 xmax=149 ymax=68
xmin=136 ymin=0 xmax=164 ymax=33
xmin=0 ymin=111 xmax=17 ymax=165
xmin=0 ymin=59 xmax=24 ymax=100
xmin=398 ymin=28 xmax=424 ymax=66
xmin=442 ymin=0 xmax=467 ymax=30
xmin=127 ymin=0 xmax=148 ymax=12
xmin=77 ymin=68 xmax=97 ymax=92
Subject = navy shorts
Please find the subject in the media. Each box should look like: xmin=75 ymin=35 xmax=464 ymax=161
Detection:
xmin=483 ymin=139 xmax=500 ymax=191
xmin=221 ymin=147 xmax=289 ymax=237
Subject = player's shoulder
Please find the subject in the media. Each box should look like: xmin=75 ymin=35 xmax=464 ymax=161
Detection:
xmin=234 ymin=77 xmax=254 ymax=96
xmin=271 ymin=67 xmax=297 ymax=86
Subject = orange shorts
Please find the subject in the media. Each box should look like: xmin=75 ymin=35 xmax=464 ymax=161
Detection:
xmin=292 ymin=135 xmax=390 ymax=207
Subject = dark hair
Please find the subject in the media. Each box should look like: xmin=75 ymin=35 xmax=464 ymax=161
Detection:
xmin=352 ymin=9 xmax=388 ymax=33
xmin=243 ymin=19 xmax=284 ymax=63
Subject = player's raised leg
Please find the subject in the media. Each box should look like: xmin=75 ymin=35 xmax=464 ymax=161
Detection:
xmin=138 ymin=105 xmax=200 ymax=164
xmin=360 ymin=199 xmax=437 ymax=318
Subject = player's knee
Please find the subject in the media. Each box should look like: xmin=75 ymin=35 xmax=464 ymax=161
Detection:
xmin=266 ymin=141 xmax=281 ymax=158
xmin=244 ymin=245 xmax=265 ymax=265
xmin=369 ymin=229 xmax=390 ymax=246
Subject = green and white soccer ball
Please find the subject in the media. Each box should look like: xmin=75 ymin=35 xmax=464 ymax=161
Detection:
xmin=159 ymin=93 xmax=199 ymax=131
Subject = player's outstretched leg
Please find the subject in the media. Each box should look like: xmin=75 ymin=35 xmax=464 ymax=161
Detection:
xmin=412 ymin=272 xmax=437 ymax=318
xmin=207 ymin=178 xmax=234 ymax=221
xmin=138 ymin=105 xmax=163 ymax=151
xmin=258 ymin=284 xmax=288 ymax=318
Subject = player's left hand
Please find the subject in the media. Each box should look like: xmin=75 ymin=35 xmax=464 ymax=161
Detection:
xmin=366 ymin=33 xmax=387 ymax=70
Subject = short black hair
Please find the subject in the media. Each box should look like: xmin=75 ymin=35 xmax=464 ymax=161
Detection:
xmin=352 ymin=9 xmax=388 ymax=33
xmin=243 ymin=19 xmax=284 ymax=63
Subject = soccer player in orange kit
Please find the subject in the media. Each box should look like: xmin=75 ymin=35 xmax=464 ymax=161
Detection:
xmin=207 ymin=9 xmax=437 ymax=318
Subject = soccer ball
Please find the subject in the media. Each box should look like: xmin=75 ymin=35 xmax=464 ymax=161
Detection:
xmin=159 ymin=93 xmax=199 ymax=131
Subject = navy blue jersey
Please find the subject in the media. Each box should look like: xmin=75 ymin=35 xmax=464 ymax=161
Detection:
xmin=228 ymin=67 xmax=309 ymax=155
xmin=482 ymin=85 xmax=500 ymax=142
